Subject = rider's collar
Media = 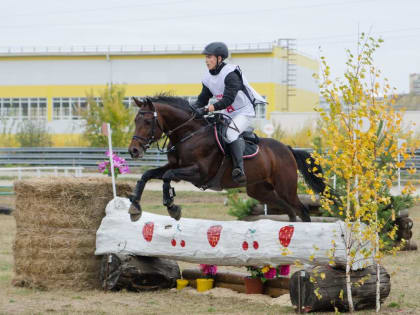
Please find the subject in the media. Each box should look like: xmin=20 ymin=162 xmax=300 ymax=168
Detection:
xmin=209 ymin=62 xmax=226 ymax=75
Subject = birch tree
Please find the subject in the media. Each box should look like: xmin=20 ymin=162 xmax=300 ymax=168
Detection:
xmin=312 ymin=34 xmax=418 ymax=312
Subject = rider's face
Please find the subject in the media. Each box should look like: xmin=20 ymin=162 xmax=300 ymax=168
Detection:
xmin=205 ymin=55 xmax=221 ymax=70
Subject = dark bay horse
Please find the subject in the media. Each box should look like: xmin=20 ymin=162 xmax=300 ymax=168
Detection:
xmin=128 ymin=95 xmax=326 ymax=222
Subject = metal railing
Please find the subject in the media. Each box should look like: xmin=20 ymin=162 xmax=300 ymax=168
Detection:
xmin=0 ymin=185 xmax=13 ymax=196
xmin=0 ymin=147 xmax=167 ymax=168
xmin=0 ymin=147 xmax=419 ymax=174
xmin=0 ymin=42 xmax=275 ymax=56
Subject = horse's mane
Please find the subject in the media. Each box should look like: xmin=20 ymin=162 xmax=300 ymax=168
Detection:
xmin=149 ymin=93 xmax=193 ymax=113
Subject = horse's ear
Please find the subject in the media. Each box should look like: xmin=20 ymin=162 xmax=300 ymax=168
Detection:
xmin=132 ymin=97 xmax=145 ymax=108
xmin=145 ymin=98 xmax=154 ymax=109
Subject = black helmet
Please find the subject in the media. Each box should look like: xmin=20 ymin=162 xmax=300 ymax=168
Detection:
xmin=202 ymin=42 xmax=229 ymax=59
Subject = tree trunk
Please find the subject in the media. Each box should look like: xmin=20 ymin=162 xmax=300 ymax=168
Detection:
xmin=100 ymin=254 xmax=180 ymax=291
xmin=289 ymin=265 xmax=391 ymax=312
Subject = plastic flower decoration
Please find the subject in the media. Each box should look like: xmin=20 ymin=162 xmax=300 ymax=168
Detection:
xmin=247 ymin=265 xmax=277 ymax=283
xmin=199 ymin=264 xmax=218 ymax=279
xmin=278 ymin=265 xmax=290 ymax=276
xmin=98 ymin=151 xmax=130 ymax=178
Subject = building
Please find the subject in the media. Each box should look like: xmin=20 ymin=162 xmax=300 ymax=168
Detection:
xmin=409 ymin=73 xmax=420 ymax=95
xmin=0 ymin=40 xmax=319 ymax=146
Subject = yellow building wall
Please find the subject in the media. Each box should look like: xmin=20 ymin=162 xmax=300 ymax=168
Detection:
xmin=0 ymin=49 xmax=319 ymax=146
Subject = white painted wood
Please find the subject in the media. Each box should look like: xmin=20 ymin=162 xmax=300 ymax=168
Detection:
xmin=95 ymin=198 xmax=373 ymax=270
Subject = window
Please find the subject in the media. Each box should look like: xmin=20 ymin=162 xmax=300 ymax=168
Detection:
xmin=255 ymin=102 xmax=267 ymax=119
xmin=0 ymin=98 xmax=47 ymax=119
xmin=53 ymin=97 xmax=88 ymax=120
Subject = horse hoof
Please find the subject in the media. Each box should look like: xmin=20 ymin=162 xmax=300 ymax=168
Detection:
xmin=128 ymin=203 xmax=142 ymax=222
xmin=130 ymin=213 xmax=142 ymax=222
xmin=168 ymin=205 xmax=182 ymax=221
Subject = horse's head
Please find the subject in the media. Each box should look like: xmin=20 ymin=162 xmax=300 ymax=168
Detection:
xmin=128 ymin=97 xmax=164 ymax=159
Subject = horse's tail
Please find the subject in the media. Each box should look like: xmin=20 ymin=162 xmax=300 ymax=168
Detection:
xmin=288 ymin=146 xmax=342 ymax=209
xmin=288 ymin=146 xmax=326 ymax=195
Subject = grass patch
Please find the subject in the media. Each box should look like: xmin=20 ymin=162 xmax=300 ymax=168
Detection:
xmin=388 ymin=301 xmax=400 ymax=308
xmin=0 ymin=262 xmax=11 ymax=272
xmin=0 ymin=273 xmax=11 ymax=283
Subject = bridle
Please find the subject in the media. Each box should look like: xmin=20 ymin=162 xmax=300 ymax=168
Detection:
xmin=131 ymin=100 xmax=203 ymax=153
xmin=132 ymin=109 xmax=162 ymax=152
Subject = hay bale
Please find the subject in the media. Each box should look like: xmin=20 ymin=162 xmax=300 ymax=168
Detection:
xmin=13 ymin=177 xmax=132 ymax=290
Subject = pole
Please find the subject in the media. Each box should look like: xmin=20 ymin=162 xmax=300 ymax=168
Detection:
xmin=107 ymin=123 xmax=117 ymax=199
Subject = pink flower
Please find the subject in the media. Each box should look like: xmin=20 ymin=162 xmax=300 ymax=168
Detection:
xmin=264 ymin=267 xmax=277 ymax=279
xmin=99 ymin=152 xmax=130 ymax=176
xmin=119 ymin=165 xmax=130 ymax=174
xmin=98 ymin=161 xmax=108 ymax=172
xmin=279 ymin=265 xmax=290 ymax=276
xmin=199 ymin=264 xmax=217 ymax=277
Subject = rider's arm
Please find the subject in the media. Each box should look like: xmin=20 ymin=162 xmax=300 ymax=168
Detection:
xmin=212 ymin=71 xmax=242 ymax=111
xmin=195 ymin=84 xmax=213 ymax=108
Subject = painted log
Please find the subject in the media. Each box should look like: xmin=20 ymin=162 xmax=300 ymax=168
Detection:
xmin=289 ymin=265 xmax=391 ymax=312
xmin=95 ymin=197 xmax=373 ymax=270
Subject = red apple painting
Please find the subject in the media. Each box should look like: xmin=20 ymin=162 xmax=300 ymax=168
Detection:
xmin=207 ymin=225 xmax=223 ymax=247
xmin=253 ymin=241 xmax=259 ymax=250
xmin=142 ymin=222 xmax=154 ymax=242
xmin=278 ymin=225 xmax=294 ymax=247
xmin=242 ymin=241 xmax=249 ymax=251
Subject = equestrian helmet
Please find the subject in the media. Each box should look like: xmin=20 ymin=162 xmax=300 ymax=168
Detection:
xmin=202 ymin=42 xmax=229 ymax=59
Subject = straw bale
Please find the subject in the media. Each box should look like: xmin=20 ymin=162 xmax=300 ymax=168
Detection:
xmin=13 ymin=177 xmax=132 ymax=290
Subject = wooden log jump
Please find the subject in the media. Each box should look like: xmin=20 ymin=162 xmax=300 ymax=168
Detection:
xmin=95 ymin=197 xmax=373 ymax=269
xmin=290 ymin=265 xmax=391 ymax=312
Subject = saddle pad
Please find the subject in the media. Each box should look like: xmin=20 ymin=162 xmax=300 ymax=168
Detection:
xmin=214 ymin=126 xmax=259 ymax=159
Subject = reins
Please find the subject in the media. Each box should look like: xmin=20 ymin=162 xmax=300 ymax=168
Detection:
xmin=132 ymin=102 xmax=210 ymax=154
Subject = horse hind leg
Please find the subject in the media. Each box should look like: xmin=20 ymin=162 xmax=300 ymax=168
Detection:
xmin=246 ymin=183 xmax=298 ymax=222
xmin=276 ymin=190 xmax=311 ymax=222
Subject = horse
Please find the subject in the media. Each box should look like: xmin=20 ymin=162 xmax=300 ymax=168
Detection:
xmin=127 ymin=95 xmax=326 ymax=223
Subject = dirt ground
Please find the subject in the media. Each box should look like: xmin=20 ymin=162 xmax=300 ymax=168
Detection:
xmin=0 ymin=191 xmax=419 ymax=314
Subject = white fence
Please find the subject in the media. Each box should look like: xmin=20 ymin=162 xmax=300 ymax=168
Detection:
xmin=0 ymin=166 xmax=84 ymax=180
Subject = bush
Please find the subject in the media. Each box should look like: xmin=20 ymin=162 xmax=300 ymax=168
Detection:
xmin=81 ymin=85 xmax=135 ymax=147
xmin=15 ymin=120 xmax=52 ymax=147
xmin=226 ymin=188 xmax=258 ymax=220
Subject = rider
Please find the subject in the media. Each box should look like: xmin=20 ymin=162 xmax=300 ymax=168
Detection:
xmin=194 ymin=41 xmax=266 ymax=185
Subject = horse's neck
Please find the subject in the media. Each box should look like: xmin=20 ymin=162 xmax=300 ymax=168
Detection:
xmin=159 ymin=105 xmax=204 ymax=140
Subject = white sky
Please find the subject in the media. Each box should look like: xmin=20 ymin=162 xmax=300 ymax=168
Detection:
xmin=1 ymin=0 xmax=419 ymax=93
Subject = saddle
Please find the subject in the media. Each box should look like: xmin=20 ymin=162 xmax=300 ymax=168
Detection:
xmin=211 ymin=114 xmax=260 ymax=159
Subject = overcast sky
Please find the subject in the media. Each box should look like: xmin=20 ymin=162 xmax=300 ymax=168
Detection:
xmin=1 ymin=0 xmax=419 ymax=93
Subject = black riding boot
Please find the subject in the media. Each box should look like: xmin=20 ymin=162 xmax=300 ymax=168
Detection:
xmin=228 ymin=139 xmax=247 ymax=185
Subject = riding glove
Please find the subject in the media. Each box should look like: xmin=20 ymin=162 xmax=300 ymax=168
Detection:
xmin=195 ymin=107 xmax=208 ymax=118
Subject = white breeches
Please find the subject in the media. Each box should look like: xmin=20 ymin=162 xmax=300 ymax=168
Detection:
xmin=226 ymin=114 xmax=253 ymax=143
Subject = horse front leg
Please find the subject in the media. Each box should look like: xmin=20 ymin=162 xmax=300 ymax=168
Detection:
xmin=129 ymin=164 xmax=171 ymax=222
xmin=162 ymin=165 xmax=201 ymax=220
